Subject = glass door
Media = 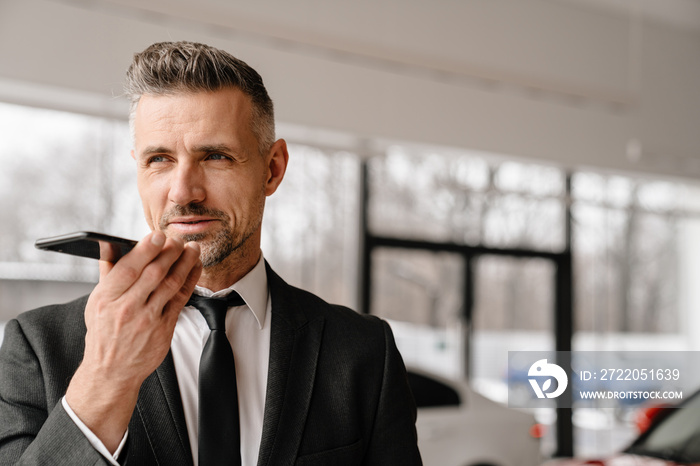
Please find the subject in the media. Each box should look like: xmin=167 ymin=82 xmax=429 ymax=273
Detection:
xmin=370 ymin=247 xmax=466 ymax=380
xmin=470 ymin=254 xmax=557 ymax=456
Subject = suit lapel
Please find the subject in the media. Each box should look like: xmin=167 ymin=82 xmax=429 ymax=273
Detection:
xmin=257 ymin=264 xmax=324 ymax=466
xmin=135 ymin=351 xmax=194 ymax=465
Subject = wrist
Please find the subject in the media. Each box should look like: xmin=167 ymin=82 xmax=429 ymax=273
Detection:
xmin=68 ymin=360 xmax=143 ymax=402
xmin=65 ymin=364 xmax=140 ymax=453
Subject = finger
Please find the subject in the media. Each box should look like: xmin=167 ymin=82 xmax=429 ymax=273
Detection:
xmin=100 ymin=231 xmax=167 ymax=296
xmin=175 ymin=243 xmax=203 ymax=304
xmin=98 ymin=259 xmax=114 ymax=280
xmin=143 ymin=241 xmax=201 ymax=312
xmin=97 ymin=242 xmax=125 ymax=280
xmin=126 ymin=236 xmax=187 ymax=302
xmin=162 ymin=244 xmax=203 ymax=320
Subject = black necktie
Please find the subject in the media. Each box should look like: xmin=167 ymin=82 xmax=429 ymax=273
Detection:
xmin=187 ymin=292 xmax=246 ymax=466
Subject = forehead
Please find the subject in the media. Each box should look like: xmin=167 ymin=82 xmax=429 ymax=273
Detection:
xmin=133 ymin=88 xmax=254 ymax=148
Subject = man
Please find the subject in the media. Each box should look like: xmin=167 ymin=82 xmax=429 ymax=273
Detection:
xmin=0 ymin=41 xmax=422 ymax=465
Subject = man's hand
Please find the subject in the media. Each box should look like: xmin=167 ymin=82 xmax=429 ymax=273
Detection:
xmin=65 ymin=231 xmax=202 ymax=453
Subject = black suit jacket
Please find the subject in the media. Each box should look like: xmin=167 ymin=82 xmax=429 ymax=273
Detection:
xmin=0 ymin=264 xmax=422 ymax=465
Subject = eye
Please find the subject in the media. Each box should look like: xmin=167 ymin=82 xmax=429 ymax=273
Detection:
xmin=207 ymin=153 xmax=230 ymax=161
xmin=147 ymin=155 xmax=169 ymax=164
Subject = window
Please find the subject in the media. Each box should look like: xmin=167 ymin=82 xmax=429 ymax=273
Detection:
xmin=0 ymin=102 xmax=141 ymax=282
xmin=368 ymin=146 xmax=566 ymax=251
xmin=261 ymin=143 xmax=360 ymax=307
xmin=571 ymin=172 xmax=700 ymax=336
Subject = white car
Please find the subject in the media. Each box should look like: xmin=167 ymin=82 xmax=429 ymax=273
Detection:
xmin=409 ymin=368 xmax=542 ymax=466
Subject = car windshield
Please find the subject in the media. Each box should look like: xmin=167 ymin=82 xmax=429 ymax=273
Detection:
xmin=626 ymin=392 xmax=700 ymax=463
xmin=407 ymin=371 xmax=461 ymax=408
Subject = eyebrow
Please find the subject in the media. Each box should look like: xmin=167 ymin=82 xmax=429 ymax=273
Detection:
xmin=191 ymin=144 xmax=237 ymax=154
xmin=140 ymin=146 xmax=172 ymax=156
xmin=139 ymin=144 xmax=238 ymax=156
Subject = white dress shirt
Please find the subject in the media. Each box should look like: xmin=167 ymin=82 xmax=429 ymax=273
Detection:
xmin=64 ymin=254 xmax=271 ymax=466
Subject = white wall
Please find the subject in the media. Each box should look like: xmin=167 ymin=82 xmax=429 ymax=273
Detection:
xmin=0 ymin=0 xmax=698 ymax=178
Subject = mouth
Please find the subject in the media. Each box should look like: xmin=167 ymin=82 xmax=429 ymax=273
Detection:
xmin=166 ymin=217 xmax=220 ymax=234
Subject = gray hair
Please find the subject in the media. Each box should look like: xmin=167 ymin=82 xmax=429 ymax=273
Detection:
xmin=124 ymin=41 xmax=275 ymax=156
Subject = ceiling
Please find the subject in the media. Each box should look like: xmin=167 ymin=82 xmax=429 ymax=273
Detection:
xmin=2 ymin=0 xmax=698 ymax=178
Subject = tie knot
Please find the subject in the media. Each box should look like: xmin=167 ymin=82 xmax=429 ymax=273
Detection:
xmin=187 ymin=292 xmax=246 ymax=330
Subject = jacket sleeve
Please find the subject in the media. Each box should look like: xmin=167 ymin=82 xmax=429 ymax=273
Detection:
xmin=363 ymin=320 xmax=423 ymax=465
xmin=0 ymin=319 xmax=111 ymax=466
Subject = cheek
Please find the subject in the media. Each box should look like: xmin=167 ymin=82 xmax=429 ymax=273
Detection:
xmin=213 ymin=174 xmax=263 ymax=206
xmin=238 ymin=179 xmax=267 ymax=212
xmin=136 ymin=174 xmax=167 ymax=228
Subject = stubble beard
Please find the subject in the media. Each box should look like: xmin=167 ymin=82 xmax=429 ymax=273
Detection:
xmin=181 ymin=226 xmax=236 ymax=269
xmin=158 ymin=203 xmax=261 ymax=269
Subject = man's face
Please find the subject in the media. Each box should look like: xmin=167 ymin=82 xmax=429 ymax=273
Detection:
xmin=132 ymin=88 xmax=275 ymax=268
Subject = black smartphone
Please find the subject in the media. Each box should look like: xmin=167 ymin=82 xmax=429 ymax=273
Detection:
xmin=35 ymin=231 xmax=138 ymax=262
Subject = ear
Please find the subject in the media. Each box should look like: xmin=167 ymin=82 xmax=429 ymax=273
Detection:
xmin=264 ymin=139 xmax=289 ymax=196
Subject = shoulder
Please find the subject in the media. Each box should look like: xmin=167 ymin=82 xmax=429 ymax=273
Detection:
xmin=269 ymin=272 xmax=391 ymax=353
xmin=269 ymin=268 xmax=384 ymax=326
xmin=0 ymin=295 xmax=90 ymax=423
xmin=7 ymin=295 xmax=89 ymax=356
xmin=15 ymin=294 xmax=89 ymax=332
xmin=269 ymin=264 xmax=399 ymax=360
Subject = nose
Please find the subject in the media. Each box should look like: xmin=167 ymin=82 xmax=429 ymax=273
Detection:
xmin=169 ymin=161 xmax=205 ymax=206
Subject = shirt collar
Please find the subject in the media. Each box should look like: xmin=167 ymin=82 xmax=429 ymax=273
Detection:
xmin=192 ymin=253 xmax=269 ymax=329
